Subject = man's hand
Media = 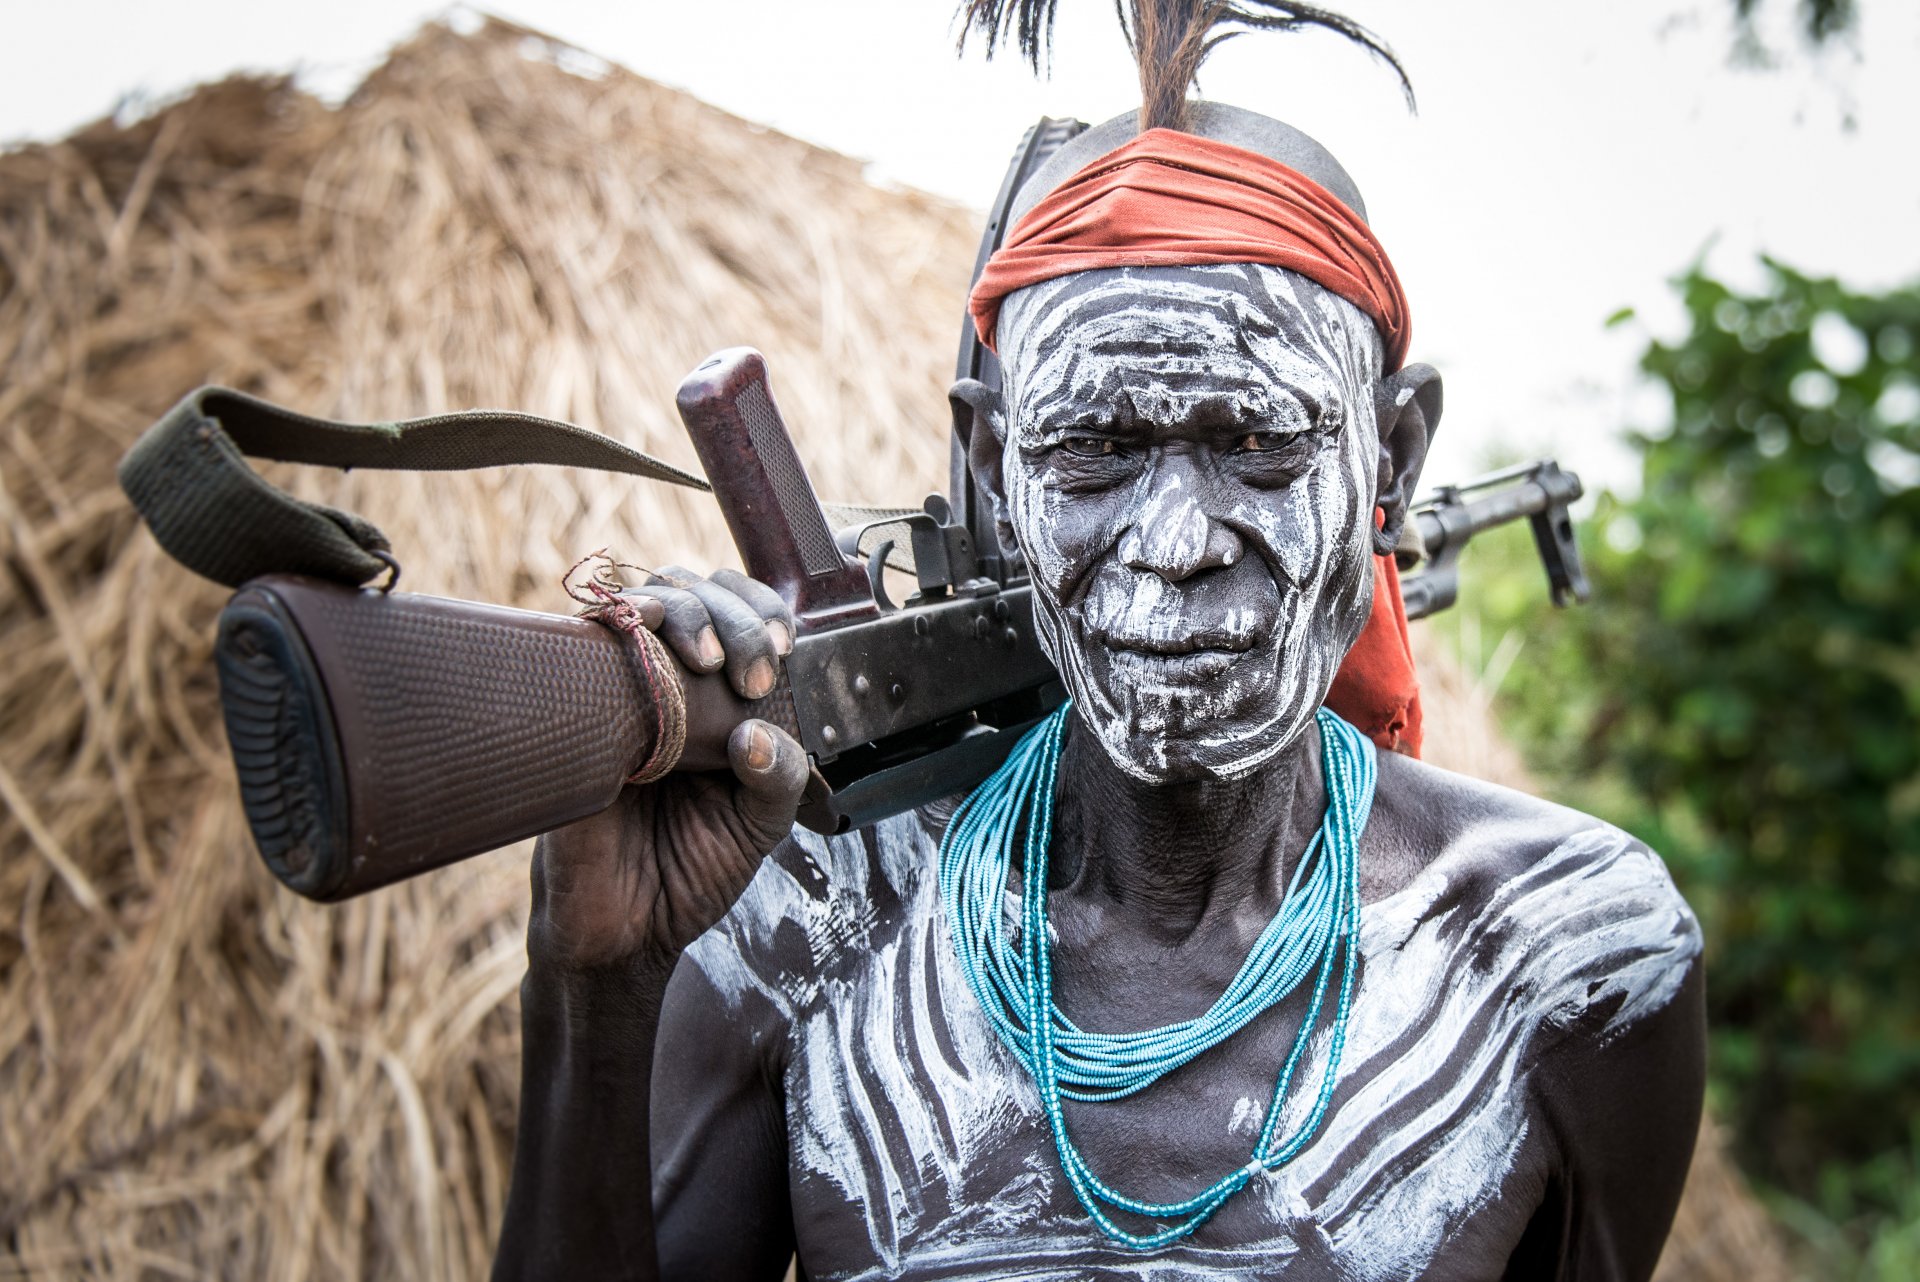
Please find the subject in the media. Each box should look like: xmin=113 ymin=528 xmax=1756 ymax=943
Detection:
xmin=528 ymin=566 xmax=807 ymax=973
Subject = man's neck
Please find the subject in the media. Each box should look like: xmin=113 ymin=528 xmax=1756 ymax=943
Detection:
xmin=1048 ymin=718 xmax=1326 ymax=945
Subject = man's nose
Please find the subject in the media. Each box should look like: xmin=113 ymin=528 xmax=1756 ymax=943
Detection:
xmin=1118 ymin=488 xmax=1245 ymax=583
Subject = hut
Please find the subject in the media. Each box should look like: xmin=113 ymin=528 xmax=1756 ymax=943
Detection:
xmin=0 ymin=17 xmax=1781 ymax=1279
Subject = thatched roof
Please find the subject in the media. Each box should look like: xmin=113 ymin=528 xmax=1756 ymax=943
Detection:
xmin=0 ymin=17 xmax=1780 ymax=1279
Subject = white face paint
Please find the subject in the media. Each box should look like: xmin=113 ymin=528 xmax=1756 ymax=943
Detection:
xmin=995 ymin=264 xmax=1384 ymax=782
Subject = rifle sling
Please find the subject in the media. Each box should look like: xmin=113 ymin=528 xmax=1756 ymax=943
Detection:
xmin=119 ymin=386 xmax=710 ymax=589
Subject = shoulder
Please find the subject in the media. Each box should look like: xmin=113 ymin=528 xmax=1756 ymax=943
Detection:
xmin=678 ymin=807 xmax=945 ymax=1029
xmin=1362 ymin=751 xmax=1702 ymax=1045
xmin=1367 ymin=749 xmax=1601 ymax=888
xmin=1368 ymin=748 xmax=1693 ymax=926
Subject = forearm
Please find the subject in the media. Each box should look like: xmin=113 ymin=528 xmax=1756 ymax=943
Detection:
xmin=493 ymin=952 xmax=677 ymax=1282
xmin=486 ymin=570 xmax=807 ymax=1278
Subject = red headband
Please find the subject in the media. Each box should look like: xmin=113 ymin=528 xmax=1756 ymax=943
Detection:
xmin=970 ymin=128 xmax=1423 ymax=755
xmin=968 ymin=128 xmax=1411 ymax=372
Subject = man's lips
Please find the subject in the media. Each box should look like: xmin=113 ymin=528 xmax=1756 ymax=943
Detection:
xmin=1090 ymin=627 xmax=1266 ymax=685
xmin=1095 ymin=627 xmax=1260 ymax=656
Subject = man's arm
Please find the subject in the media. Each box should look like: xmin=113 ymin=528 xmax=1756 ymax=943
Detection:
xmin=491 ymin=571 xmax=806 ymax=1281
xmin=492 ymin=942 xmax=798 ymax=1281
xmin=494 ymin=953 xmax=676 ymax=1278
xmin=651 ymin=952 xmax=797 ymax=1277
xmin=1510 ymin=959 xmax=1708 ymax=1282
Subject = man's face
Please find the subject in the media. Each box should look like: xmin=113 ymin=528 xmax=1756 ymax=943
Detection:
xmin=996 ymin=263 xmax=1383 ymax=782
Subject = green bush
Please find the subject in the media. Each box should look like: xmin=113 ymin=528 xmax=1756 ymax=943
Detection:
xmin=1455 ymin=260 xmax=1920 ymax=1214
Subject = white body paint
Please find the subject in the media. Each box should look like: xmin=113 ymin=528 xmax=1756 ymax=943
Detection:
xmin=663 ymin=263 xmax=1697 ymax=1278
xmin=686 ymin=806 xmax=1702 ymax=1281
xmin=995 ymin=264 xmax=1383 ymax=783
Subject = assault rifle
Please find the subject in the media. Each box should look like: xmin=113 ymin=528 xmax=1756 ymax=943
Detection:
xmin=115 ymin=116 xmax=1588 ymax=903
xmin=120 ymin=357 xmax=1587 ymax=902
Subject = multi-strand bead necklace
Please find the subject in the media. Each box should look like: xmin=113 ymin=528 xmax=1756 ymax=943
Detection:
xmin=939 ymin=702 xmax=1377 ymax=1248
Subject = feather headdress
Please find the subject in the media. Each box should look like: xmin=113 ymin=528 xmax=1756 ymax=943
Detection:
xmin=956 ymin=1 xmax=1413 ymax=129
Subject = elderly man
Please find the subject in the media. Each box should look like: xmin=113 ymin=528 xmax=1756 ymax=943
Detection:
xmin=493 ymin=22 xmax=1704 ymax=1282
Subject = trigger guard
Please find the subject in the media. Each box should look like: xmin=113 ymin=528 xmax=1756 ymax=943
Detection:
xmin=864 ymin=540 xmax=899 ymax=611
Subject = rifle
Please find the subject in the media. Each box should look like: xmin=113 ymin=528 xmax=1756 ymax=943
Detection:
xmin=115 ymin=119 xmax=1590 ymax=904
xmin=1400 ymin=458 xmax=1590 ymax=618
xmin=121 ymin=360 xmax=1587 ymax=902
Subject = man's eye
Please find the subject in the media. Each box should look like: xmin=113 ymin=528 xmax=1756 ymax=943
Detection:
xmin=1061 ymin=437 xmax=1117 ymax=458
xmin=1234 ymin=432 xmax=1291 ymax=453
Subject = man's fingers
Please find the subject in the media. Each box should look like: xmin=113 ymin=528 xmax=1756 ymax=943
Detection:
xmin=627 ymin=566 xmax=792 ymax=694
xmin=677 ymin=576 xmax=781 ymax=699
xmin=626 ymin=582 xmax=722 ymax=672
xmin=726 ymin=720 xmax=809 ymax=846
xmin=709 ymin=568 xmax=795 ymax=656
xmin=622 ymin=593 xmax=665 ymax=632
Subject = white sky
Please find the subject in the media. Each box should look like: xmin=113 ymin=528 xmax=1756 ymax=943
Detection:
xmin=5 ymin=1 xmax=1917 ymax=494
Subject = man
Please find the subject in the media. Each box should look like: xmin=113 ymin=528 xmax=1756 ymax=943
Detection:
xmin=494 ymin=11 xmax=1704 ymax=1279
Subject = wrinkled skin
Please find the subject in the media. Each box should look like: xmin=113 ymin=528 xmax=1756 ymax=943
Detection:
xmin=972 ymin=264 xmax=1409 ymax=781
xmin=493 ymin=268 xmax=1705 ymax=1282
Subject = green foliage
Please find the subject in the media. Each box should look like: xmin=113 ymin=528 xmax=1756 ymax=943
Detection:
xmin=1459 ymin=261 xmax=1920 ymax=1221
xmin=1770 ymin=1128 xmax=1920 ymax=1279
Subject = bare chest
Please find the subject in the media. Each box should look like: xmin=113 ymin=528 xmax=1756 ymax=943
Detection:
xmin=687 ymin=813 xmax=1696 ymax=1281
xmin=774 ymin=875 xmax=1545 ymax=1280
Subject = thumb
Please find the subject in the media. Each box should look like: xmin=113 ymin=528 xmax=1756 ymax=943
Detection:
xmin=725 ymin=719 xmax=810 ymax=848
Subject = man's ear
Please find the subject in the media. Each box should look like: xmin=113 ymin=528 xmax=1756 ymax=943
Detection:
xmin=1372 ymin=362 xmax=1442 ymax=557
xmin=949 ymin=378 xmax=1015 ymax=553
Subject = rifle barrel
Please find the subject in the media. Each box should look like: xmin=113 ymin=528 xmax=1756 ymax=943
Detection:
xmin=1411 ymin=462 xmax=1584 ymax=560
xmin=1402 ymin=461 xmax=1586 ymax=621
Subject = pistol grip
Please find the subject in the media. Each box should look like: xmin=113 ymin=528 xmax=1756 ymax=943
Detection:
xmin=676 ymin=348 xmax=878 ymax=629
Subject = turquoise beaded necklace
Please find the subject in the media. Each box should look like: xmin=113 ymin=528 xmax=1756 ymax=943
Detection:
xmin=939 ymin=702 xmax=1378 ymax=1248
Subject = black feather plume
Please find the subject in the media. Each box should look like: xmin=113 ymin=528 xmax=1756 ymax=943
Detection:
xmin=955 ymin=0 xmax=1064 ymax=74
xmin=955 ymin=1 xmax=1414 ymax=126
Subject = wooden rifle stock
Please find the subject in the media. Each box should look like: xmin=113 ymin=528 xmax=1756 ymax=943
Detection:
xmin=214 ymin=570 xmax=1060 ymax=902
xmin=215 ymin=576 xmax=766 ymax=901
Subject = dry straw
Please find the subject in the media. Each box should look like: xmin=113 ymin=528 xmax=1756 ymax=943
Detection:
xmin=0 ymin=17 xmax=1779 ymax=1279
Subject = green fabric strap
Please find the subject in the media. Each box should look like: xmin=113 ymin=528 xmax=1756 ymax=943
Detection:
xmin=118 ymin=386 xmax=710 ymax=589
